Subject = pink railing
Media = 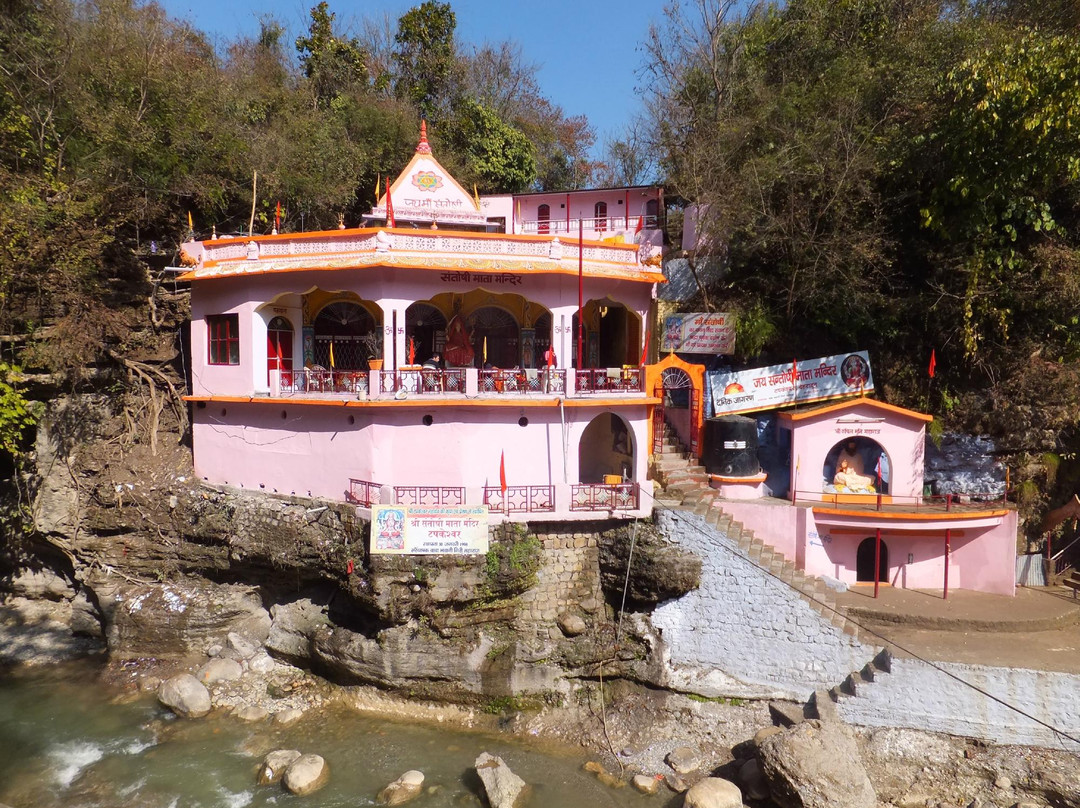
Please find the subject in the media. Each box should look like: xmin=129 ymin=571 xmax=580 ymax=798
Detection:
xmin=479 ymin=369 xmax=566 ymax=395
xmin=393 ymin=486 xmax=465 ymax=506
xmin=792 ymin=488 xmax=1010 ymax=511
xmin=345 ymin=478 xmax=383 ymax=507
xmin=378 ymin=369 xmax=465 ymax=395
xmin=570 ymin=482 xmax=639 ymax=511
xmin=282 ymin=368 xmax=369 ymax=394
xmin=575 ymin=366 xmax=644 ymax=394
xmin=519 ymin=215 xmax=659 ymax=235
xmin=483 ymin=485 xmax=556 ymax=513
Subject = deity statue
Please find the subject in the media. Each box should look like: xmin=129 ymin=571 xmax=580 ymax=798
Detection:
xmin=834 ymin=459 xmax=874 ymax=492
xmin=444 ymin=314 xmax=474 ymax=367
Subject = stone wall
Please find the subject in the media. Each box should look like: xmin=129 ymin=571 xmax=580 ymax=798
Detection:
xmin=837 ymin=657 xmax=1080 ymax=750
xmin=651 ymin=509 xmax=879 ymax=700
xmin=514 ymin=524 xmax=606 ymax=639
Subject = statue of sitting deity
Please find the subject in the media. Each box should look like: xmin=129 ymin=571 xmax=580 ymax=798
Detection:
xmin=834 ymin=459 xmax=875 ymax=493
xmin=444 ymin=314 xmax=474 ymax=367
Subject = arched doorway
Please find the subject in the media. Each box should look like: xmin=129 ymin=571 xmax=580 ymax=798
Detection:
xmin=406 ymin=302 xmax=447 ymax=364
xmin=645 ymin=198 xmax=659 ymax=227
xmin=579 ymin=413 xmax=634 ymax=484
xmin=537 ymin=204 xmax=550 ymax=234
xmin=572 ymin=300 xmax=641 ymax=368
xmin=313 ymin=300 xmax=377 ymax=370
xmin=856 ymin=537 xmax=888 ymax=583
xmin=594 ymin=201 xmax=608 ymax=232
xmin=823 ymin=437 xmax=889 ymax=494
xmin=532 ymin=312 xmax=553 ymax=368
xmin=469 ymin=306 xmax=519 ymax=368
xmin=658 ymin=367 xmax=697 ymax=454
xmin=266 ymin=316 xmax=294 ymax=384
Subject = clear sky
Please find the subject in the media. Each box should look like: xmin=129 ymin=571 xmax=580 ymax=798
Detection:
xmin=157 ymin=0 xmax=664 ymax=151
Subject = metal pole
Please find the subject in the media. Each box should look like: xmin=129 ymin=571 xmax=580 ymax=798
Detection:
xmin=944 ymin=528 xmax=951 ymax=600
xmin=577 ymin=218 xmax=584 ymax=369
xmin=873 ymin=527 xmax=882 ymax=599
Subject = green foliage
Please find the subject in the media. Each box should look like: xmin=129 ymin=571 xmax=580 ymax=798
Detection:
xmin=0 ymin=363 xmax=36 ymax=457
xmin=393 ymin=1 xmax=458 ymax=121
xmin=295 ymin=2 xmax=369 ymax=108
xmin=443 ymin=97 xmax=536 ymax=193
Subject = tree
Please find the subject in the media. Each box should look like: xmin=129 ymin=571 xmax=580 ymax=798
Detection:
xmin=393 ymin=1 xmax=458 ymax=122
xmin=295 ymin=2 xmax=369 ymax=109
xmin=442 ymin=97 xmax=536 ymax=193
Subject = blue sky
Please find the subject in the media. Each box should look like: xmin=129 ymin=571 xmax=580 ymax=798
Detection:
xmin=158 ymin=0 xmax=663 ymax=150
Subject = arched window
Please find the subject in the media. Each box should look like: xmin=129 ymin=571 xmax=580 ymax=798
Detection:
xmin=267 ymin=316 xmax=294 ymax=384
xmin=537 ymin=204 xmax=550 ymax=234
xmin=594 ymin=201 xmax=608 ymax=232
xmin=313 ymin=301 xmax=376 ymax=370
xmin=645 ymin=198 xmax=659 ymax=227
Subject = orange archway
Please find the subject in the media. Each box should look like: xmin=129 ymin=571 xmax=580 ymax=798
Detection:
xmin=645 ymin=354 xmax=707 ymax=458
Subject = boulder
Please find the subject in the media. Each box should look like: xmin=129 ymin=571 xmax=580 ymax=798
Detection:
xmin=666 ymin=746 xmax=701 ymax=774
xmin=257 ymin=749 xmax=302 ymax=785
xmin=475 ymin=752 xmax=528 ymax=808
xmin=225 ymin=631 xmax=259 ymax=661
xmin=632 ymin=774 xmax=660 ymax=795
xmin=683 ymin=777 xmax=744 ymax=808
xmin=377 ymin=770 xmax=425 ymax=805
xmin=738 ymin=758 xmax=769 ymax=801
xmin=248 ymin=651 xmax=276 ymax=673
xmin=283 ymin=754 xmax=329 ymax=795
xmin=266 ymin=599 xmax=326 ymax=663
xmin=274 ymin=707 xmax=304 ymax=726
xmin=557 ymin=612 xmax=587 ymax=637
xmin=598 ymin=522 xmax=702 ymax=607
xmin=158 ymin=674 xmax=211 ymax=718
xmin=757 ymin=719 xmax=876 ymax=808
xmin=197 ymin=657 xmax=243 ymax=684
xmin=234 ymin=705 xmax=268 ymax=722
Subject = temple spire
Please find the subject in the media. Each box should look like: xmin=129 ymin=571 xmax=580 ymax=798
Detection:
xmin=416 ymin=118 xmax=432 ymax=155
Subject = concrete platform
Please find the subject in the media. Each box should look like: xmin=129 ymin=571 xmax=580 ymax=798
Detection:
xmin=835 ymin=585 xmax=1080 ymax=674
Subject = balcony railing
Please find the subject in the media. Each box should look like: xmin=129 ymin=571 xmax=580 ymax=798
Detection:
xmin=394 ymin=486 xmax=466 ymax=506
xmin=479 ymin=368 xmax=566 ymax=395
xmin=483 ymin=485 xmax=556 ymax=513
xmin=378 ymin=369 xmax=465 ymax=395
xmin=570 ymin=483 xmax=640 ymax=511
xmin=519 ymin=215 xmax=659 ymax=236
xmin=575 ymin=366 xmax=644 ymax=395
xmin=281 ymin=368 xmax=369 ymax=395
xmin=345 ymin=478 xmax=383 ymax=507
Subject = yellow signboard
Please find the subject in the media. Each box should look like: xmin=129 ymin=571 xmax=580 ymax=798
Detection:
xmin=370 ymin=505 xmax=489 ymax=555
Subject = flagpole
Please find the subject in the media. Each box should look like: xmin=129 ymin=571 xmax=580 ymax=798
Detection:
xmin=577 ymin=218 xmax=584 ymax=369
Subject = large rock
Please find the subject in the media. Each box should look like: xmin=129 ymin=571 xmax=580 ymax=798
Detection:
xmin=157 ymin=674 xmax=212 ymax=718
xmin=683 ymin=777 xmax=743 ymax=808
xmin=257 ymin=749 xmax=301 ymax=785
xmin=666 ymin=746 xmax=702 ymax=774
xmin=377 ymin=770 xmax=425 ymax=805
xmin=475 ymin=752 xmax=528 ymax=808
xmin=266 ymin=599 xmax=327 ymax=663
xmin=598 ymin=522 xmax=702 ymax=607
xmin=283 ymin=754 xmax=329 ymax=795
xmin=196 ymin=657 xmax=243 ymax=684
xmin=757 ymin=719 xmax=877 ymax=808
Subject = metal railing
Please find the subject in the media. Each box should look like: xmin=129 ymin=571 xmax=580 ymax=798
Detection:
xmin=345 ymin=478 xmax=383 ymax=507
xmin=570 ymin=482 xmax=640 ymax=511
xmin=378 ymin=369 xmax=465 ymax=395
xmin=795 ymin=488 xmax=1010 ymax=512
xmin=575 ymin=366 xmax=644 ymax=394
xmin=519 ymin=215 xmax=659 ymax=235
xmin=393 ymin=486 xmax=466 ymax=506
xmin=1050 ymin=534 xmax=1080 ymax=576
xmin=479 ymin=368 xmax=566 ymax=395
xmin=483 ymin=485 xmax=556 ymax=513
xmin=281 ymin=368 xmax=369 ymax=395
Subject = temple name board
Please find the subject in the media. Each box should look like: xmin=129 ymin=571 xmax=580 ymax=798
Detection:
xmin=709 ymin=351 xmax=874 ymax=416
xmin=370 ymin=504 xmax=489 ymax=555
xmin=662 ymin=312 xmax=735 ymax=354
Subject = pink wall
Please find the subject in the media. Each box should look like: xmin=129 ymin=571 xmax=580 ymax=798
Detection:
xmin=484 ymin=188 xmax=661 ymax=236
xmin=191 ymin=401 xmax=652 ymax=520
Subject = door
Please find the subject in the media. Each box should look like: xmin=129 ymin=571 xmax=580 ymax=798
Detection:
xmin=267 ymin=316 xmax=294 ymax=385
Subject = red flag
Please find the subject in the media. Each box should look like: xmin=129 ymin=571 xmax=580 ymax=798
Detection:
xmin=928 ymin=349 xmax=936 ymax=378
xmin=499 ymin=451 xmax=507 ymax=495
xmin=634 ymin=216 xmax=643 ymax=236
xmin=386 ymin=187 xmax=396 ymax=228
xmin=274 ymin=200 xmax=281 ymax=232
xmin=546 ymin=345 xmax=555 ymax=368
xmin=638 ymin=330 xmax=650 ymax=367
xmin=791 ymin=358 xmax=798 ymax=388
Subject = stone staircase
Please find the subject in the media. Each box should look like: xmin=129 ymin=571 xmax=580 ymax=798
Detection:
xmin=650 ymin=423 xmax=876 ymax=647
xmin=806 ymin=648 xmax=894 ymax=722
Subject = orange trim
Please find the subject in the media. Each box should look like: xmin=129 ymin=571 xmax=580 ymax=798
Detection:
xmin=811 ymin=507 xmax=1009 ymax=520
xmin=779 ymin=397 xmax=933 ymax=423
xmin=828 ymin=527 xmax=967 ymax=536
xmin=710 ymin=472 xmax=768 ymax=484
xmin=184 ymin=395 xmax=659 ymax=409
xmin=644 ymin=354 xmax=707 ymax=459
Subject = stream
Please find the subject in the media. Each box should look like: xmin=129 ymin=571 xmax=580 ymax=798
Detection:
xmin=0 ymin=662 xmax=651 ymax=808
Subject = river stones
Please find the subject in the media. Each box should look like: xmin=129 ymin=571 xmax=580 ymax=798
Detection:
xmin=632 ymin=774 xmax=661 ymax=794
xmin=557 ymin=612 xmax=587 ymax=637
xmin=475 ymin=752 xmax=528 ymax=808
xmin=234 ymin=705 xmax=268 ymax=722
xmin=248 ymin=651 xmax=276 ymax=673
xmin=376 ymin=770 xmax=425 ymax=805
xmin=258 ymin=749 xmax=301 ymax=785
xmin=225 ymin=631 xmax=259 ymax=661
xmin=274 ymin=707 xmax=304 ymax=726
xmin=666 ymin=745 xmax=701 ymax=774
xmin=757 ymin=719 xmax=876 ymax=808
xmin=283 ymin=753 xmax=329 ymax=795
xmin=683 ymin=777 xmax=744 ymax=808
xmin=157 ymin=674 xmax=211 ymax=718
xmin=197 ymin=657 xmax=242 ymax=684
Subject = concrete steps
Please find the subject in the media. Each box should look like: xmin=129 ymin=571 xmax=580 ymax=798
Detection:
xmin=805 ymin=649 xmax=893 ymax=722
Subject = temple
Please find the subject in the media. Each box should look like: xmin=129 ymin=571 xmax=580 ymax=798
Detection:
xmin=180 ymin=123 xmax=664 ymax=520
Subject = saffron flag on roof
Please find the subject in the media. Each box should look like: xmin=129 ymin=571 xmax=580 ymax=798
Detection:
xmin=639 ymin=331 xmax=650 ymax=367
xmin=375 ymin=174 xmax=381 ymax=200
xmin=499 ymin=451 xmax=507 ymax=495
xmin=386 ymin=186 xmax=396 ymax=228
xmin=929 ymin=349 xmax=936 ymax=378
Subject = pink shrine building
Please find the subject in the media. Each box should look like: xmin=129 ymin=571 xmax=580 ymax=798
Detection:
xmin=711 ymin=398 xmax=1018 ymax=596
xmin=180 ymin=124 xmax=665 ymax=521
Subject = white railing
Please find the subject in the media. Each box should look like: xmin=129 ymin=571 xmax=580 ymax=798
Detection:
xmin=519 ymin=215 xmax=658 ymax=236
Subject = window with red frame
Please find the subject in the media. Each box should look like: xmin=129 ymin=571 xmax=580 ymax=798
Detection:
xmin=207 ymin=314 xmax=240 ymax=365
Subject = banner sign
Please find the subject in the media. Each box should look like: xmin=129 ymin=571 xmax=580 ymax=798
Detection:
xmin=709 ymin=351 xmax=873 ymax=416
xmin=662 ymin=312 xmax=736 ymax=354
xmin=370 ymin=505 xmax=489 ymax=555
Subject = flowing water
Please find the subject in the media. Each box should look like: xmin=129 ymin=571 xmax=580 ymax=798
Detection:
xmin=0 ymin=663 xmax=650 ymax=808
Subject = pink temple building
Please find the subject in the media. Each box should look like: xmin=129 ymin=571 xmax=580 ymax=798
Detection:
xmin=180 ymin=124 xmax=665 ymax=520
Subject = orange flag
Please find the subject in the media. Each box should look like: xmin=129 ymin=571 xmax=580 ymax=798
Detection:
xmin=639 ymin=331 xmax=650 ymax=367
xmin=499 ymin=450 xmax=507 ymax=495
xmin=929 ymin=349 xmax=936 ymax=378
xmin=386 ymin=187 xmax=396 ymax=228
xmin=791 ymin=358 xmax=798 ymax=388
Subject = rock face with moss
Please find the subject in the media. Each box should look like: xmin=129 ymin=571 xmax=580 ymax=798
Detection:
xmin=597 ymin=521 xmax=702 ymax=608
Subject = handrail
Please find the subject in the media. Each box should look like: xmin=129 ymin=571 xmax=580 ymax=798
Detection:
xmin=791 ymin=487 xmax=1011 ymax=512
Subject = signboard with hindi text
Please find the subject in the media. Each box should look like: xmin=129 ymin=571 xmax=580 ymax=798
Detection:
xmin=662 ymin=312 xmax=736 ymax=354
xmin=370 ymin=505 xmax=489 ymax=555
xmin=709 ymin=352 xmax=873 ymax=417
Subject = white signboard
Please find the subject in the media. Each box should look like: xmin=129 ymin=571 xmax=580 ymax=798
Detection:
xmin=662 ymin=312 xmax=736 ymax=354
xmin=709 ymin=352 xmax=874 ymax=416
xmin=370 ymin=505 xmax=489 ymax=555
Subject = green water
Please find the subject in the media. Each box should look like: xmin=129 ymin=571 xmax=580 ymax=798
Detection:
xmin=0 ymin=663 xmax=648 ymax=808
